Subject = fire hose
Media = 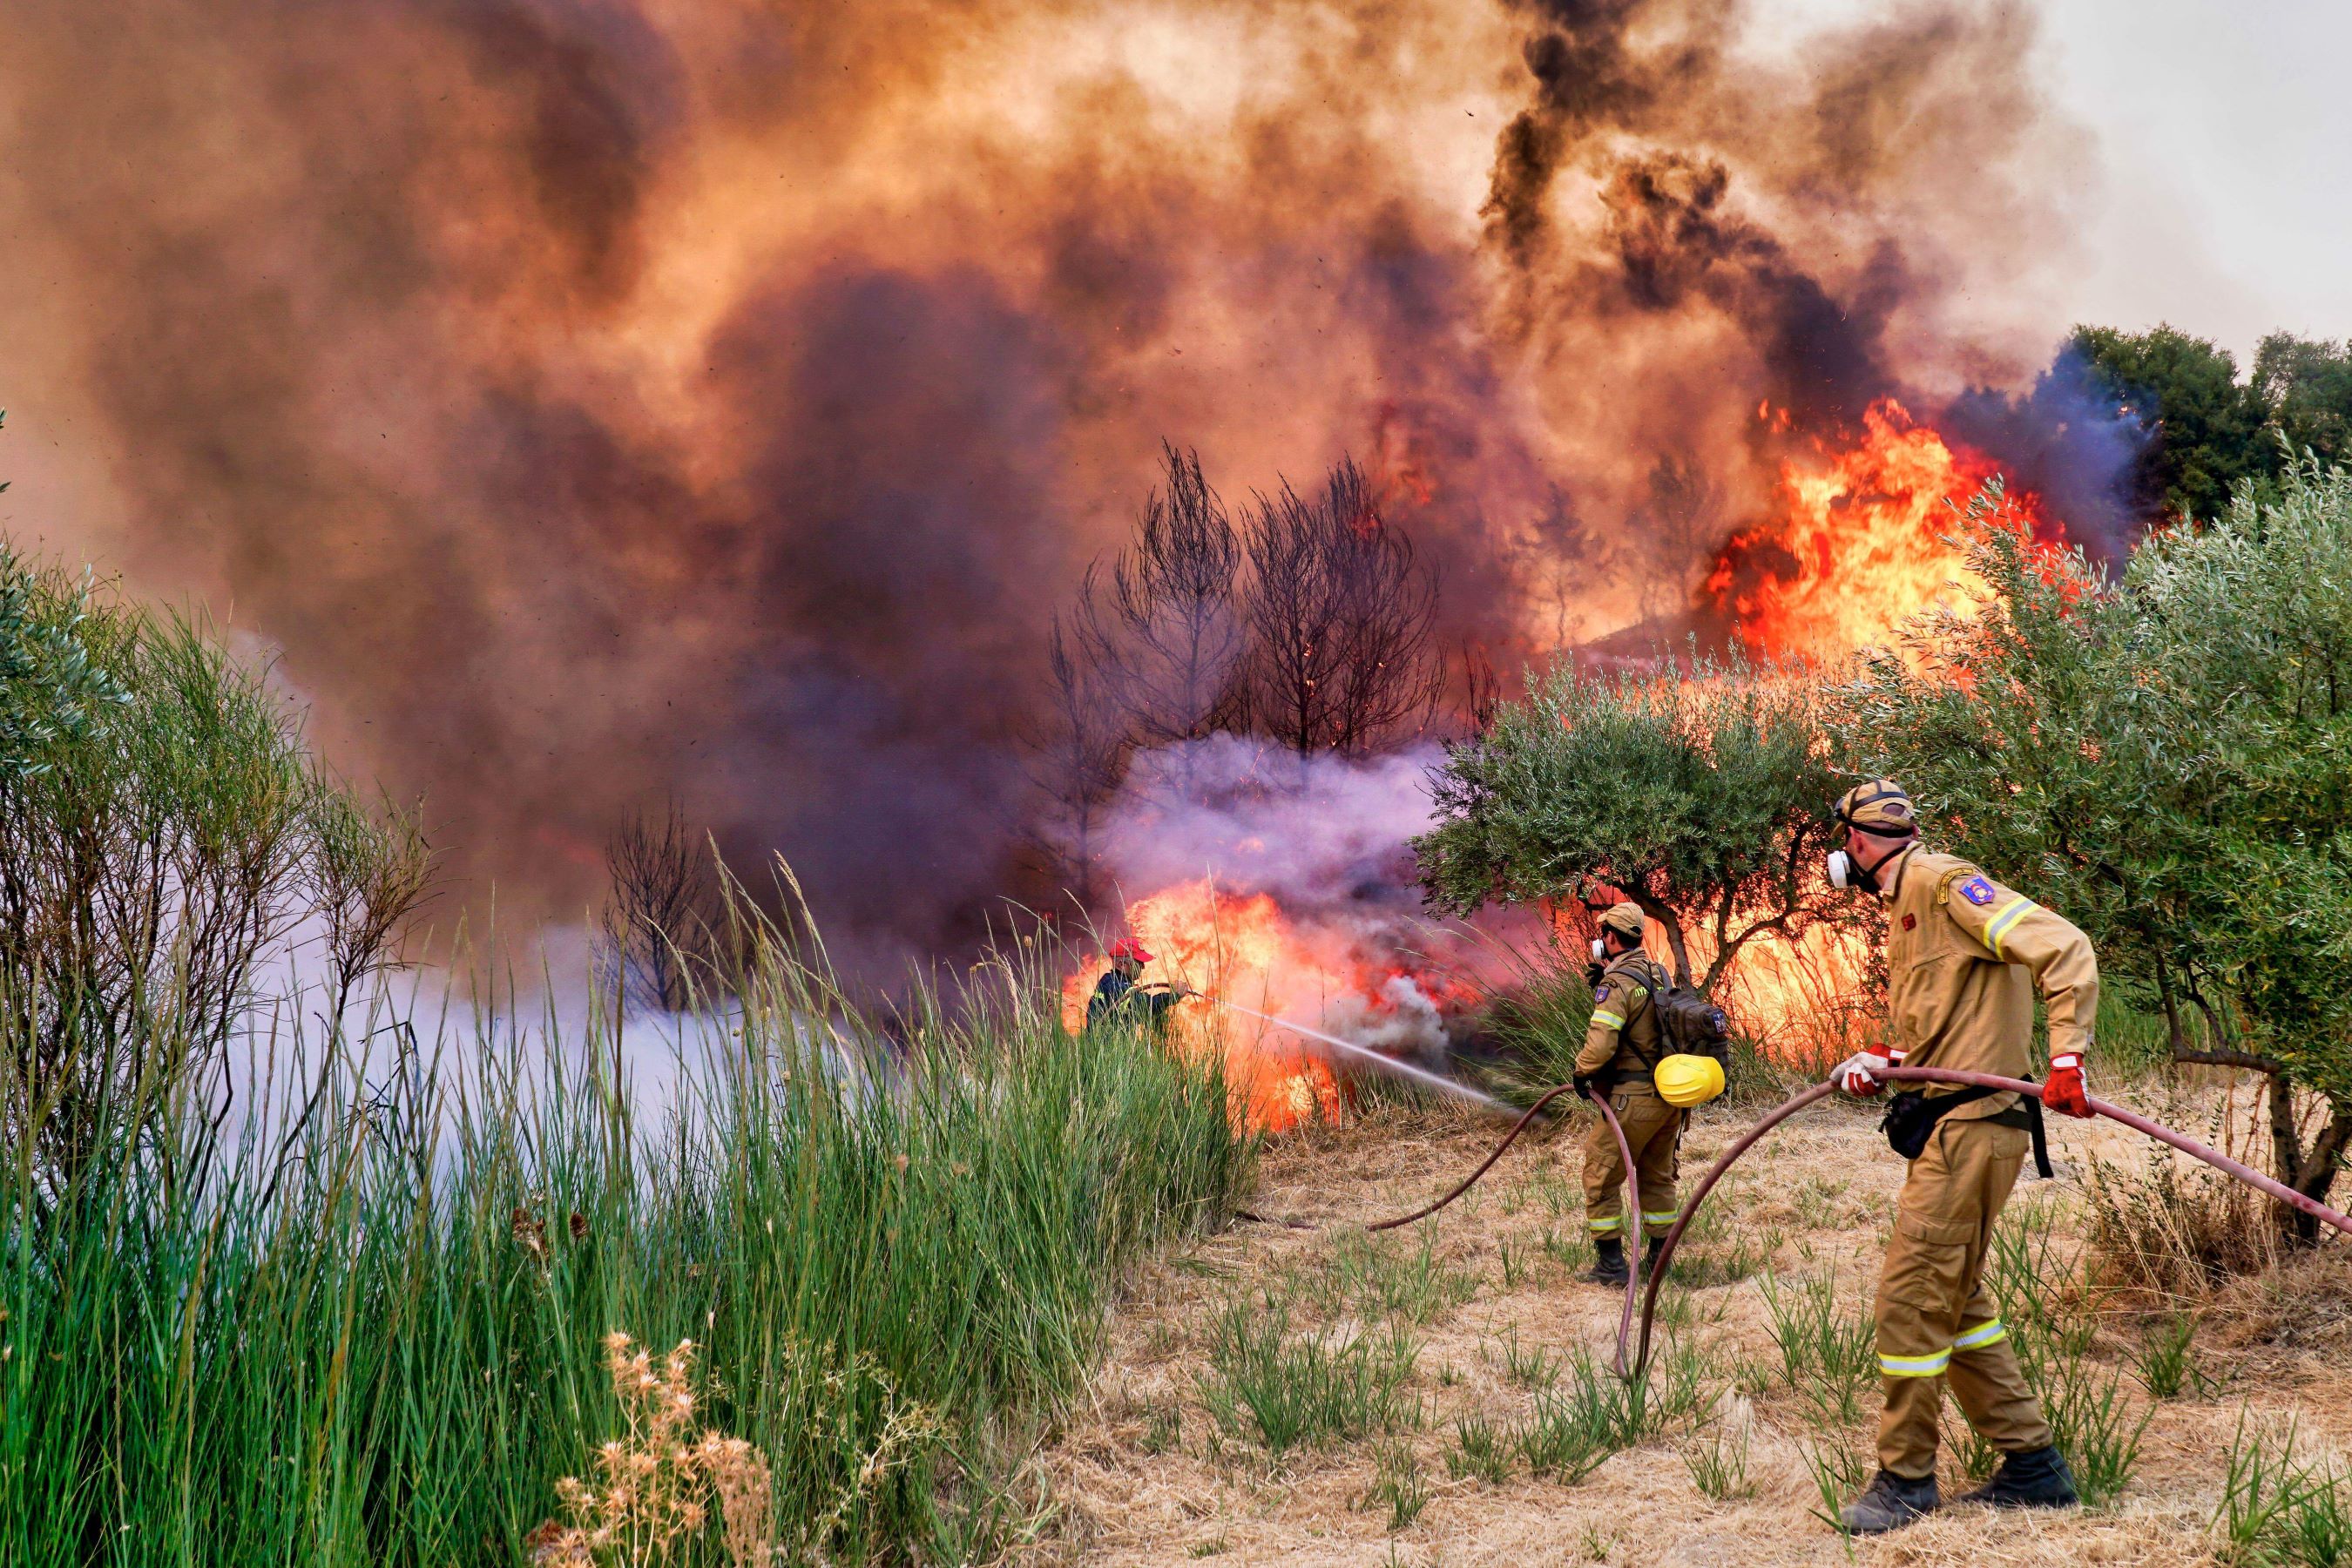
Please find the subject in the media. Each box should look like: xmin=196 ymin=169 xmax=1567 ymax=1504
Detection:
xmin=1375 ymin=1066 xmax=2352 ymax=1385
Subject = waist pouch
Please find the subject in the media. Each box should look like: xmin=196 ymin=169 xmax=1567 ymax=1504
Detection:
xmin=1882 ymin=1088 xmax=2053 ymax=1178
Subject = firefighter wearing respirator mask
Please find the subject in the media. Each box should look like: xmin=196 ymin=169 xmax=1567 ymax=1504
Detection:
xmin=1821 ymin=779 xmax=2099 ymax=1536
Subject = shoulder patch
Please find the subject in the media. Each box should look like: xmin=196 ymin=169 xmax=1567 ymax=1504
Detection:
xmin=1958 ymin=875 xmax=1997 ymax=907
xmin=1593 ymin=983 xmax=1612 ymax=1004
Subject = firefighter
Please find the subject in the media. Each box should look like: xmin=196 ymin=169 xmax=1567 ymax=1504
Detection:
xmin=1085 ymin=937 xmax=1189 ymax=1034
xmin=1824 ymin=779 xmax=2097 ymax=1535
xmin=1571 ymin=902 xmax=1685 ymax=1287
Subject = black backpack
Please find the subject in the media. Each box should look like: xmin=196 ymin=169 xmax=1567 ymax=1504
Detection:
xmin=1626 ymin=957 xmax=1732 ymax=1064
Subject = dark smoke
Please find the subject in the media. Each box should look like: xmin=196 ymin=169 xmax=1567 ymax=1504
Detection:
xmin=1941 ymin=345 xmax=2152 ymax=565
xmin=0 ymin=0 xmax=2099 ymax=966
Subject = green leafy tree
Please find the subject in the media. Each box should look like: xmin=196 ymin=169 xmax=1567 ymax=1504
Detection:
xmin=1844 ymin=468 xmax=2352 ymax=1230
xmin=1415 ymin=653 xmax=1848 ymax=990
xmin=2254 ymin=331 xmax=2352 ymax=469
xmin=2067 ymin=323 xmax=2276 ymax=522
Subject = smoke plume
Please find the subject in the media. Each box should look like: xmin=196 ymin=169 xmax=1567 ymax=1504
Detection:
xmin=0 ymin=0 xmax=2097 ymax=966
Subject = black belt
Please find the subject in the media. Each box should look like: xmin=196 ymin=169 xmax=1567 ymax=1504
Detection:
xmin=1882 ymin=1086 xmax=2054 ymax=1179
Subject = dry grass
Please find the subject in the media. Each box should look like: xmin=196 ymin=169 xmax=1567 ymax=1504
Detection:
xmin=529 ymin=1335 xmax=777 ymax=1567
xmin=1023 ymin=1081 xmax=2352 ymax=1567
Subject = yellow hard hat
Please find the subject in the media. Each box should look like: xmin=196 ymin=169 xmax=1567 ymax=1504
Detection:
xmin=1832 ymin=778 xmax=1917 ymax=835
xmin=1653 ymin=1053 xmax=1727 ymax=1108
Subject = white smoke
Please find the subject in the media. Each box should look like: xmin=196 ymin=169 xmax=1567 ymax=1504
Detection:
xmin=1321 ymin=972 xmax=1452 ymax=1059
xmin=1098 ymin=733 xmax=1443 ymax=908
xmin=1090 ymin=734 xmax=1481 ymax=1068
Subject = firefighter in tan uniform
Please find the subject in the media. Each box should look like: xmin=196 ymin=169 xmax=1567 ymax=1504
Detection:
xmin=1825 ymin=780 xmax=2098 ymax=1535
xmin=1571 ymin=902 xmax=1685 ymax=1287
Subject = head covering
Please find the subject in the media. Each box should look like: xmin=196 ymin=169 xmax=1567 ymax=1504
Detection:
xmin=1598 ymin=902 xmax=1646 ymax=941
xmin=1108 ymin=936 xmax=1154 ymax=963
xmin=1654 ymin=1052 xmax=1727 ymax=1108
xmin=1833 ymin=778 xmax=1919 ymax=835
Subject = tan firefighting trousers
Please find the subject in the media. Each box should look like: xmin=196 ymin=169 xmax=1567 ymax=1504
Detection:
xmin=1581 ymin=1085 xmax=1685 ymax=1240
xmin=1875 ymin=1116 xmax=2054 ymax=1477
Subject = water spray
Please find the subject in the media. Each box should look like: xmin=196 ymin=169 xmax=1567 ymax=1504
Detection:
xmin=1197 ymin=992 xmax=1514 ymax=1117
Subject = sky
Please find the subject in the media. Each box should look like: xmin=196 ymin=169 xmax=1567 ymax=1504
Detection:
xmin=1790 ymin=0 xmax=2352 ymax=361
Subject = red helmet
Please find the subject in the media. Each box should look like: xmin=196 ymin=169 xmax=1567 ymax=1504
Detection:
xmin=1109 ymin=937 xmax=1154 ymax=963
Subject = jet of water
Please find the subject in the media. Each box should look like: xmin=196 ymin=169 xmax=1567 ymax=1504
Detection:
xmin=1207 ymin=997 xmax=1514 ymax=1117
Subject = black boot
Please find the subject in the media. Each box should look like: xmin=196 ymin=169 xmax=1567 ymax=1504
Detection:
xmin=1955 ymin=1444 xmax=2078 ymax=1509
xmin=1583 ymin=1236 xmax=1628 ymax=1286
xmin=1838 ymin=1470 xmax=1939 ymax=1535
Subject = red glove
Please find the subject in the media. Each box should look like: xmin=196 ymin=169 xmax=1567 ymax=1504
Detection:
xmin=1836 ymin=1047 xmax=1897 ymax=1096
xmin=2044 ymin=1052 xmax=2092 ymax=1119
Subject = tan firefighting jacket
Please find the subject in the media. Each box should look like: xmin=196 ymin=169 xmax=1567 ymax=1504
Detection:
xmin=1577 ymin=950 xmax=1670 ymax=1097
xmin=1881 ymin=846 xmax=2099 ymax=1121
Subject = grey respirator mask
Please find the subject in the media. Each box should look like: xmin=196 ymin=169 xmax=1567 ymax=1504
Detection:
xmin=1590 ymin=937 xmax=1607 ymax=962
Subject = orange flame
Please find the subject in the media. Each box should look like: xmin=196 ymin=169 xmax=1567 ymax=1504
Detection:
xmin=1708 ymin=399 xmax=2057 ymax=665
xmin=1675 ymin=402 xmax=2067 ymax=1062
xmin=1062 ymin=880 xmax=1345 ymax=1132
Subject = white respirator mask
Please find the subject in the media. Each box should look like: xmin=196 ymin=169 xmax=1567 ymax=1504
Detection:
xmin=1590 ymin=937 xmax=1607 ymax=962
xmin=1825 ymin=848 xmax=1879 ymax=894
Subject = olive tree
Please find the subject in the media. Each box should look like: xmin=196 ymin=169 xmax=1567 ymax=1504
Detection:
xmin=1845 ymin=464 xmax=2352 ymax=1227
xmin=1415 ymin=652 xmax=1850 ymax=990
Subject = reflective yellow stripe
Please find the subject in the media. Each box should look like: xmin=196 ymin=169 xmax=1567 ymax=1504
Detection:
xmin=1984 ymin=898 xmax=2034 ymax=959
xmin=1952 ymin=1319 xmax=2008 ymax=1352
xmin=1878 ymin=1348 xmax=1952 ymax=1377
xmin=1587 ymin=1214 xmax=1624 ymax=1233
xmin=1591 ymin=1010 xmax=1625 ymax=1030
xmin=1640 ymin=1211 xmax=1680 ymax=1225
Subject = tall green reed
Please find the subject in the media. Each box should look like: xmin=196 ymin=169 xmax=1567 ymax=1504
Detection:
xmin=0 ymin=912 xmax=1251 ymax=1565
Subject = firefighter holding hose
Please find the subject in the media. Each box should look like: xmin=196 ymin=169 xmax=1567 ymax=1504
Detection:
xmin=1825 ymin=779 xmax=2097 ymax=1535
xmin=1571 ymin=902 xmax=1685 ymax=1287
xmin=1085 ymin=937 xmax=1191 ymax=1036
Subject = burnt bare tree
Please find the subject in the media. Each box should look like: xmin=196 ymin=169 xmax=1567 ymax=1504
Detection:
xmin=1458 ymin=642 xmax=1503 ymax=737
xmin=1516 ymin=482 xmax=1608 ymax=650
xmin=1077 ymin=443 xmax=1245 ymax=769
xmin=1634 ymin=450 xmax=1716 ymax=624
xmin=1241 ymin=456 xmax=1444 ymax=758
xmin=1026 ymin=614 xmax=1131 ymax=910
xmin=599 ymin=802 xmax=721 ymax=1015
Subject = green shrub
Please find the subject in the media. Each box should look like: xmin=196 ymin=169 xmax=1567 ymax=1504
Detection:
xmin=1445 ymin=1415 xmax=1511 ymax=1484
xmin=1359 ymin=1439 xmax=1431 ymax=1532
xmin=1684 ymin=1419 xmax=1754 ymax=1500
xmin=1196 ymin=1294 xmax=1421 ymax=1454
xmin=2215 ymin=1414 xmax=2352 ymax=1566
xmin=1985 ymin=1204 xmax=2152 ymax=1505
xmin=2132 ymin=1314 xmax=2200 ymax=1400
xmin=0 ymin=548 xmax=433 ymax=1179
xmin=1755 ymin=1267 xmax=1875 ymax=1424
xmin=1511 ymin=1340 xmax=1712 ymax=1484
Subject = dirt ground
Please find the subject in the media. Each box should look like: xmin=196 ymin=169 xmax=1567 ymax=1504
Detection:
xmin=1024 ymin=1084 xmax=2352 ymax=1567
